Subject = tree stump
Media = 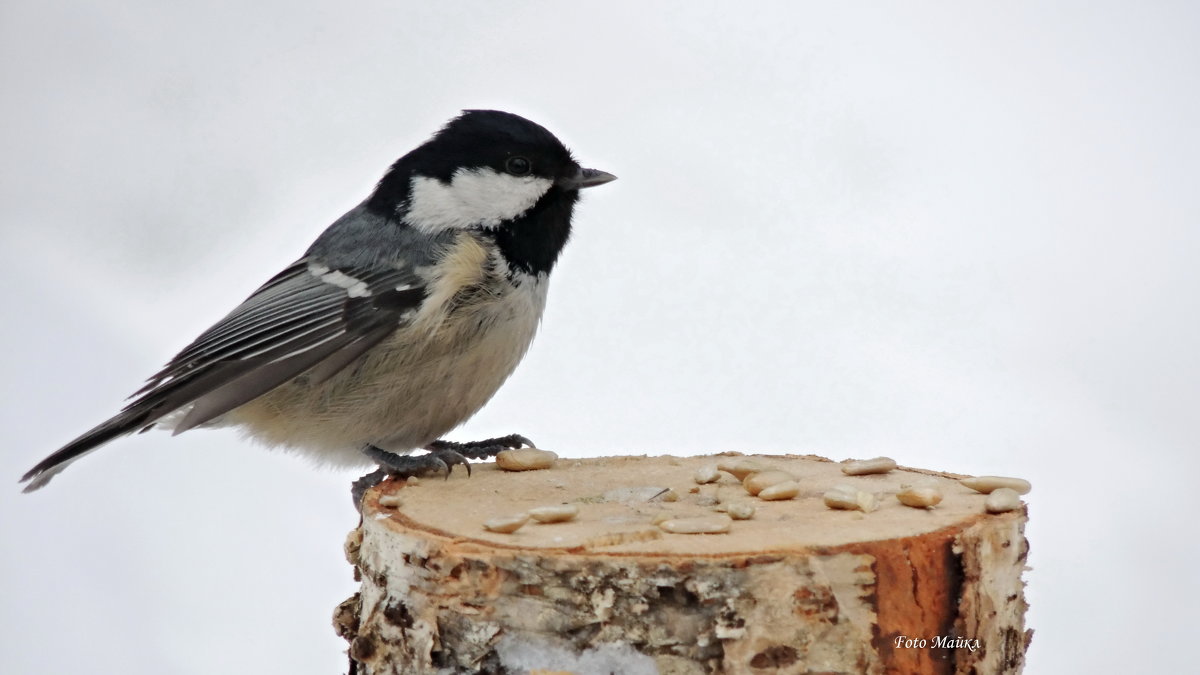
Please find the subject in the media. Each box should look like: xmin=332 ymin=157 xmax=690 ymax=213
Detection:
xmin=334 ymin=453 xmax=1031 ymax=674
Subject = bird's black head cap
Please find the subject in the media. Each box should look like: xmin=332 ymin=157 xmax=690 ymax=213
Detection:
xmin=368 ymin=110 xmax=580 ymax=214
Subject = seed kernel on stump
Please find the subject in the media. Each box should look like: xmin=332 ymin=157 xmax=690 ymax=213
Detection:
xmin=897 ymin=485 xmax=945 ymax=509
xmin=528 ymin=504 xmax=579 ymax=523
xmin=841 ymin=456 xmax=898 ymax=476
xmin=985 ymin=487 xmax=1024 ymax=513
xmin=743 ymin=469 xmax=797 ymax=496
xmin=961 ymin=475 xmax=1033 ymax=495
xmin=494 ymin=448 xmax=558 ymax=471
xmin=756 ymin=480 xmax=801 ymax=501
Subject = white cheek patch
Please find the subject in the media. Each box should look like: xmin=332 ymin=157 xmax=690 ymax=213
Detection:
xmin=404 ymin=168 xmax=553 ymax=232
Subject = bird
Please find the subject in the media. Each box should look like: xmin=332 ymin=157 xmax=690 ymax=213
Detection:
xmin=19 ymin=109 xmax=615 ymax=504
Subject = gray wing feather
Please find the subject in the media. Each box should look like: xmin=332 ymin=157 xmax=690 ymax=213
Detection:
xmin=138 ymin=259 xmax=424 ymax=431
xmin=19 ymin=257 xmax=424 ymax=491
xmin=170 ymin=323 xmax=396 ymax=434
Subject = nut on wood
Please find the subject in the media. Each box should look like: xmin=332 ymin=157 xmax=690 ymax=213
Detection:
xmin=984 ymin=488 xmax=1023 ymax=513
xmin=495 ymin=448 xmax=558 ymax=471
xmin=743 ymin=470 xmax=797 ymax=496
xmin=961 ymin=475 xmax=1032 ymax=495
xmin=657 ymin=514 xmax=733 ymax=534
xmin=483 ymin=513 xmax=530 ymax=533
xmin=528 ymin=504 xmax=580 ymax=523
xmin=841 ymin=457 xmax=897 ymax=476
xmin=896 ymin=485 xmax=943 ymax=509
xmin=757 ymin=480 xmax=801 ymax=501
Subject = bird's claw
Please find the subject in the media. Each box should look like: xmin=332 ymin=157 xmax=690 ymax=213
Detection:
xmin=353 ymin=434 xmax=534 ymax=511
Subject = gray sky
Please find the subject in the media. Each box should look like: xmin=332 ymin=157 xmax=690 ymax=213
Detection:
xmin=3 ymin=2 xmax=1197 ymax=673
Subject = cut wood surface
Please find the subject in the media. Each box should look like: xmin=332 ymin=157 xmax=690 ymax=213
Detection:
xmin=336 ymin=453 xmax=1031 ymax=674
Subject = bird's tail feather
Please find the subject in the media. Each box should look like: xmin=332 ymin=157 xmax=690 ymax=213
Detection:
xmin=19 ymin=411 xmax=153 ymax=492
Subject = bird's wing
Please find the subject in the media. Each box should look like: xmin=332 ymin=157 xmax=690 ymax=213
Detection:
xmin=20 ymin=258 xmax=425 ymax=491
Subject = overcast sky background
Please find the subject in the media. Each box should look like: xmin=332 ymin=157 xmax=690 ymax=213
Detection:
xmin=2 ymin=2 xmax=1197 ymax=673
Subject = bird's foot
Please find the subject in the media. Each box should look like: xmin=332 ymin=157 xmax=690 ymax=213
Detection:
xmin=350 ymin=436 xmax=532 ymax=509
xmin=351 ymin=444 xmax=475 ymax=509
xmin=351 ymin=467 xmax=390 ymax=509
xmin=424 ymin=433 xmax=534 ymax=460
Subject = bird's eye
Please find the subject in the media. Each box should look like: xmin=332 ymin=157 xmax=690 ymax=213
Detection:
xmin=505 ymin=156 xmax=532 ymax=176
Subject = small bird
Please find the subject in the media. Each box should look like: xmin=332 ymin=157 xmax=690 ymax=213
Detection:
xmin=20 ymin=110 xmax=615 ymax=502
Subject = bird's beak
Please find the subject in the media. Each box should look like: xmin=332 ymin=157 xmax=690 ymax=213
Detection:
xmin=558 ymin=167 xmax=617 ymax=190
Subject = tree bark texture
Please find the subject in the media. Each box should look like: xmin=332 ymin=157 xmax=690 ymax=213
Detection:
xmin=334 ymin=453 xmax=1031 ymax=674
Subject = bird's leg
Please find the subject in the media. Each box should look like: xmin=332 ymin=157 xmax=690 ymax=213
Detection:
xmin=424 ymin=433 xmax=534 ymax=459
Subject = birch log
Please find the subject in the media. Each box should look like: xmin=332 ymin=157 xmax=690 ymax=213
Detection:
xmin=334 ymin=453 xmax=1031 ymax=674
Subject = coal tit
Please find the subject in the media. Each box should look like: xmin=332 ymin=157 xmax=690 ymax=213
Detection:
xmin=20 ymin=110 xmax=615 ymax=499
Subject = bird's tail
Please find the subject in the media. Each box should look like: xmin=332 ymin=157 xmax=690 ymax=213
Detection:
xmin=19 ymin=410 xmax=154 ymax=492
